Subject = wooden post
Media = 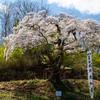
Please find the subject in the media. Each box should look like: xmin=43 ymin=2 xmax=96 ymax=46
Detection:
xmin=56 ymin=91 xmax=62 ymax=100
xmin=56 ymin=96 xmax=57 ymax=100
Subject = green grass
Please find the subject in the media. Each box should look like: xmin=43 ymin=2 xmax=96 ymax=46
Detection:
xmin=0 ymin=92 xmax=16 ymax=100
xmin=14 ymin=93 xmax=53 ymax=100
xmin=0 ymin=79 xmax=41 ymax=83
xmin=24 ymin=79 xmax=40 ymax=83
xmin=0 ymin=92 xmax=53 ymax=100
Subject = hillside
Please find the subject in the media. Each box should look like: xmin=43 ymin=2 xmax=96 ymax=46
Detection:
xmin=0 ymin=79 xmax=100 ymax=100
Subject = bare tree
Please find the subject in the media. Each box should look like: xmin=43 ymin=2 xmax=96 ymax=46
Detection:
xmin=0 ymin=0 xmax=51 ymax=44
xmin=11 ymin=0 xmax=51 ymax=21
xmin=0 ymin=3 xmax=13 ymax=38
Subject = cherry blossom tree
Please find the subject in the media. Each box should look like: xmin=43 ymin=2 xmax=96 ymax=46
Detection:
xmin=2 ymin=10 xmax=100 ymax=82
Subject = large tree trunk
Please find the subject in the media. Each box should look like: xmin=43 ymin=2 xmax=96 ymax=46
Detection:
xmin=50 ymin=72 xmax=61 ymax=83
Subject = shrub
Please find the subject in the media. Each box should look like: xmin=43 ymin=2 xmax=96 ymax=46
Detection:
xmin=0 ymin=43 xmax=5 ymax=60
xmin=10 ymin=47 xmax=23 ymax=59
xmin=92 ymin=53 xmax=100 ymax=68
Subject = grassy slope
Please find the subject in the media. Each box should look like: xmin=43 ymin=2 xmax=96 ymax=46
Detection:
xmin=0 ymin=79 xmax=100 ymax=100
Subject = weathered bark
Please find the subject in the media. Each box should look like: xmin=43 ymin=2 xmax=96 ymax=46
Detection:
xmin=50 ymin=72 xmax=60 ymax=83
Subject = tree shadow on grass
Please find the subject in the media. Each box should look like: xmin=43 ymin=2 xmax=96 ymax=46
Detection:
xmin=14 ymin=93 xmax=52 ymax=100
xmin=49 ymin=79 xmax=92 ymax=100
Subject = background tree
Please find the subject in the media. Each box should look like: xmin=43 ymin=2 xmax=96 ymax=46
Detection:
xmin=11 ymin=0 xmax=51 ymax=21
xmin=3 ymin=10 xmax=100 ymax=82
xmin=0 ymin=3 xmax=13 ymax=38
xmin=0 ymin=0 xmax=51 ymax=44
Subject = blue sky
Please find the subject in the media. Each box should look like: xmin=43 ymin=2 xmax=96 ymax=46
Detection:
xmin=0 ymin=0 xmax=100 ymax=23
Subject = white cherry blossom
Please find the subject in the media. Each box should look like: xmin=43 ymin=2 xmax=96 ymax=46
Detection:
xmin=2 ymin=10 xmax=100 ymax=60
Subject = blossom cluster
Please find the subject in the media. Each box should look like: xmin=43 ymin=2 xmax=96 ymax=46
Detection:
xmin=3 ymin=10 xmax=100 ymax=60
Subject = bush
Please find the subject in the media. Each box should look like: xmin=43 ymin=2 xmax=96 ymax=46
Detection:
xmin=0 ymin=45 xmax=39 ymax=81
xmin=92 ymin=53 xmax=100 ymax=68
xmin=10 ymin=47 xmax=23 ymax=59
xmin=0 ymin=43 xmax=5 ymax=60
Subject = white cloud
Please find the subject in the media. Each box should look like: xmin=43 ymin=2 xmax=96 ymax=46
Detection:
xmin=48 ymin=0 xmax=100 ymax=15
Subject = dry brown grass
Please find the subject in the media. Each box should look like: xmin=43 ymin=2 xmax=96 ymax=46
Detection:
xmin=0 ymin=79 xmax=100 ymax=100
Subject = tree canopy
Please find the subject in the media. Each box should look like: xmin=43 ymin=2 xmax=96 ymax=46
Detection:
xmin=2 ymin=10 xmax=100 ymax=81
xmin=3 ymin=10 xmax=100 ymax=59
